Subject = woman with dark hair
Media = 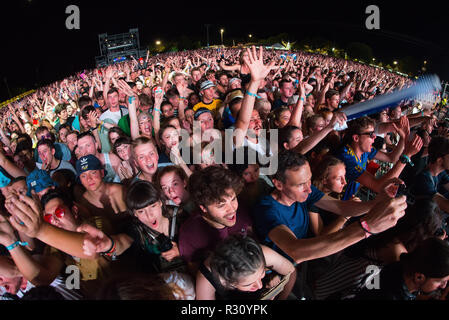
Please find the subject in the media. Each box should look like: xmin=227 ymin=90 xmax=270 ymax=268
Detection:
xmin=312 ymin=198 xmax=447 ymax=300
xmin=112 ymin=136 xmax=137 ymax=180
xmin=196 ymin=234 xmax=296 ymax=300
xmin=82 ymin=180 xmax=185 ymax=274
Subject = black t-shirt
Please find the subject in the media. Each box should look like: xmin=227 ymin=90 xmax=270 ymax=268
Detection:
xmin=272 ymin=98 xmax=288 ymax=110
xmin=352 ymin=262 xmax=416 ymax=300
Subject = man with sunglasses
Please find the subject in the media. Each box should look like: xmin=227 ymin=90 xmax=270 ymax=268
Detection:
xmin=335 ymin=116 xmax=423 ymax=200
xmin=34 ymin=126 xmax=72 ymax=164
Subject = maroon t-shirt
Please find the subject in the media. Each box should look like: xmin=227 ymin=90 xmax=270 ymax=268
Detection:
xmin=178 ymin=208 xmax=254 ymax=263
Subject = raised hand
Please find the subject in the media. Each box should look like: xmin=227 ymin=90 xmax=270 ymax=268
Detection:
xmin=7 ymin=194 xmax=44 ymax=239
xmin=392 ymin=115 xmax=410 ymax=140
xmin=403 ymin=134 xmax=423 ymax=158
xmin=364 ymin=196 xmax=407 ymax=234
xmin=116 ymin=79 xmax=134 ymax=97
xmin=242 ymin=46 xmax=276 ymax=82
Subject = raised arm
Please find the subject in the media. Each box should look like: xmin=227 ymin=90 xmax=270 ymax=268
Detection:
xmin=268 ymin=196 xmax=406 ymax=264
xmin=293 ymin=111 xmax=347 ymax=155
xmin=234 ymin=46 xmax=276 ymax=148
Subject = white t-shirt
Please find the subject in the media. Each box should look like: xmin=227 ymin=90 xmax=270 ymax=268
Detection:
xmin=100 ymin=106 xmax=129 ymax=125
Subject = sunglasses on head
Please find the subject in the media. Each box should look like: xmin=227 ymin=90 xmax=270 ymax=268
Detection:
xmin=43 ymin=206 xmax=65 ymax=224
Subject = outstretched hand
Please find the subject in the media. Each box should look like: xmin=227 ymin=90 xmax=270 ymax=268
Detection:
xmin=242 ymin=46 xmax=276 ymax=82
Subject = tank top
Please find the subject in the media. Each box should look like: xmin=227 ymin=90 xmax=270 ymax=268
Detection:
xmin=103 ymin=153 xmax=120 ymax=183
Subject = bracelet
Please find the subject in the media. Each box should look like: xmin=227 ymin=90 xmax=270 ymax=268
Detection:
xmin=153 ymin=108 xmax=162 ymax=114
xmin=6 ymin=241 xmax=29 ymax=251
xmin=358 ymin=220 xmax=376 ymax=238
xmin=101 ymin=235 xmax=116 ymax=255
xmin=421 ymin=111 xmax=424 ymax=117
xmin=128 ymin=96 xmax=136 ymax=104
xmin=300 ymin=97 xmax=305 ymax=102
xmin=246 ymin=91 xmax=262 ymax=99
xmin=179 ymin=96 xmax=187 ymax=100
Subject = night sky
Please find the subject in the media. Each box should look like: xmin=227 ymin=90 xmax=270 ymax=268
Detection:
xmin=0 ymin=0 xmax=447 ymax=101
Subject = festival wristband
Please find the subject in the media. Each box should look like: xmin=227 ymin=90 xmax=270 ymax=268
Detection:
xmin=6 ymin=241 xmax=29 ymax=251
xmin=153 ymin=108 xmax=162 ymax=114
xmin=128 ymin=96 xmax=136 ymax=104
xmin=246 ymin=91 xmax=261 ymax=99
xmin=400 ymin=154 xmax=414 ymax=167
xmin=358 ymin=220 xmax=376 ymax=238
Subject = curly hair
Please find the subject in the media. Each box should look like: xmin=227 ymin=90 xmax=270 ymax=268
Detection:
xmin=188 ymin=166 xmax=244 ymax=207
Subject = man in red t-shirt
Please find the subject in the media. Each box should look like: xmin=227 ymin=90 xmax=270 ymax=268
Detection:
xmin=178 ymin=166 xmax=254 ymax=275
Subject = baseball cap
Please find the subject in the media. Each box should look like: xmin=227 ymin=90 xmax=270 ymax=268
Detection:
xmin=26 ymin=169 xmax=58 ymax=197
xmin=75 ymin=155 xmax=105 ymax=176
xmin=226 ymin=89 xmax=244 ymax=103
xmin=194 ymin=108 xmax=213 ymax=120
xmin=200 ymin=80 xmax=215 ymax=91
xmin=229 ymin=78 xmax=242 ymax=86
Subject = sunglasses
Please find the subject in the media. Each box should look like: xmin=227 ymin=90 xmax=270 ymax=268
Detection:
xmin=43 ymin=206 xmax=65 ymax=224
xmin=359 ymin=131 xmax=376 ymax=139
xmin=39 ymin=133 xmax=52 ymax=140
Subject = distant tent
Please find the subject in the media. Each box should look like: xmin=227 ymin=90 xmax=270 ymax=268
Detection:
xmin=264 ymin=43 xmax=287 ymax=50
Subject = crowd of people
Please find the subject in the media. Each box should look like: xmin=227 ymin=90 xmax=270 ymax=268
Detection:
xmin=0 ymin=45 xmax=449 ymax=301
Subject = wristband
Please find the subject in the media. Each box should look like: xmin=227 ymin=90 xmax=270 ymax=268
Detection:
xmin=101 ymin=235 xmax=116 ymax=255
xmin=400 ymin=154 xmax=414 ymax=167
xmin=300 ymin=97 xmax=305 ymax=102
xmin=153 ymin=108 xmax=162 ymax=114
xmin=179 ymin=96 xmax=187 ymax=100
xmin=358 ymin=220 xmax=376 ymax=238
xmin=128 ymin=96 xmax=136 ymax=104
xmin=6 ymin=241 xmax=29 ymax=251
xmin=246 ymin=91 xmax=262 ymax=99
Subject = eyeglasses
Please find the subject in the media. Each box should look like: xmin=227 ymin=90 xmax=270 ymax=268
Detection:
xmin=43 ymin=206 xmax=65 ymax=224
xmin=359 ymin=131 xmax=376 ymax=139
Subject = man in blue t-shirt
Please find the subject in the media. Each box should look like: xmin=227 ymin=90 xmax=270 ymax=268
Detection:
xmin=253 ymin=150 xmax=408 ymax=265
xmin=335 ymin=116 xmax=423 ymax=200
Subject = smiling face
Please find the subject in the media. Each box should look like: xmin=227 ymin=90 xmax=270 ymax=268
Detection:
xmin=37 ymin=144 xmax=54 ymax=165
xmin=200 ymin=189 xmax=239 ymax=229
xmin=284 ymin=128 xmax=303 ymax=150
xmin=138 ymin=113 xmax=153 ymax=137
xmin=133 ymin=142 xmax=159 ymax=176
xmin=248 ymin=109 xmax=262 ymax=137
